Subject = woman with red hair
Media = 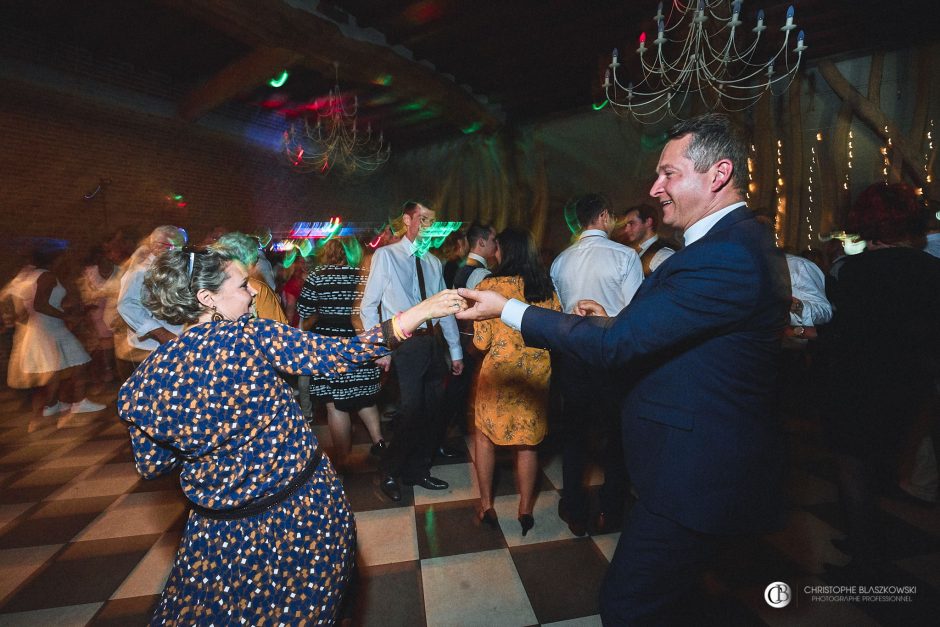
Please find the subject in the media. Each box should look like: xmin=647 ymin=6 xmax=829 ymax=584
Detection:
xmin=824 ymin=183 xmax=940 ymax=573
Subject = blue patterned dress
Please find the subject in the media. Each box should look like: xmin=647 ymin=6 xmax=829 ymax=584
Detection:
xmin=118 ymin=315 xmax=392 ymax=625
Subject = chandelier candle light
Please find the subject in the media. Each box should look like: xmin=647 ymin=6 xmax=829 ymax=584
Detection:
xmin=282 ymin=63 xmax=391 ymax=175
xmin=603 ymin=0 xmax=807 ymax=123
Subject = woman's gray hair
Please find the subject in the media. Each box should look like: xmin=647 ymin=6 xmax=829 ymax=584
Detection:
xmin=143 ymin=246 xmax=238 ymax=324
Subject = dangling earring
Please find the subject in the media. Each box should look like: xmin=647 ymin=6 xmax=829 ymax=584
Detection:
xmin=211 ymin=306 xmax=224 ymax=322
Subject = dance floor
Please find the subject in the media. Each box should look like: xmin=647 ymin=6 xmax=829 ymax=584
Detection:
xmin=0 ymin=383 xmax=937 ymax=626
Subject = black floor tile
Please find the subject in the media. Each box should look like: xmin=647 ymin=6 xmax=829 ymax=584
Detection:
xmin=1 ymin=534 xmax=162 ymax=612
xmin=89 ymin=594 xmax=161 ymax=626
xmin=341 ymin=471 xmax=414 ymax=512
xmin=415 ymin=500 xmax=507 ymax=559
xmin=511 ymin=538 xmax=607 ymax=624
xmin=348 ymin=561 xmax=425 ymax=627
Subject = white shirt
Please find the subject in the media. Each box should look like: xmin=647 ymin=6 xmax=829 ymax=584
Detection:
xmin=465 ymin=252 xmax=491 ymax=289
xmin=637 ymin=235 xmax=676 ymax=273
xmin=503 ymin=203 xmax=744 ymax=330
xmin=360 ymin=236 xmax=462 ymax=361
xmin=786 ymin=254 xmax=832 ymax=326
xmin=116 ymin=255 xmax=184 ymax=352
xmin=550 ymin=229 xmax=643 ymax=315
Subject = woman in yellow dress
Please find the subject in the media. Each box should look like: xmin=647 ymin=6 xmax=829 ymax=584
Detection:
xmin=473 ymin=228 xmax=561 ymax=535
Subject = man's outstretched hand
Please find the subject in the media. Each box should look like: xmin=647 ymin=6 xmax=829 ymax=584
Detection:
xmin=455 ymin=288 xmax=508 ymax=321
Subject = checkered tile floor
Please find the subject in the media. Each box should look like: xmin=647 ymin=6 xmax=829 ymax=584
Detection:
xmin=0 ymin=383 xmax=937 ymax=626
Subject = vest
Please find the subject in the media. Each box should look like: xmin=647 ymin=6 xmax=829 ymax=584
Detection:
xmin=453 ymin=258 xmax=485 ymax=289
xmin=640 ymin=238 xmax=677 ymax=277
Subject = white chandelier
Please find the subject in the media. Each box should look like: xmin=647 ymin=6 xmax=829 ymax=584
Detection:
xmin=603 ymin=1 xmax=807 ymax=124
xmin=282 ymin=64 xmax=391 ymax=175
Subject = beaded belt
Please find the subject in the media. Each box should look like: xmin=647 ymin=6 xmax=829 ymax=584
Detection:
xmin=189 ymin=447 xmax=324 ymax=521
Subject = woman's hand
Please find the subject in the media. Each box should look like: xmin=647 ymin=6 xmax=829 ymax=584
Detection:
xmin=397 ymin=289 xmax=467 ymax=335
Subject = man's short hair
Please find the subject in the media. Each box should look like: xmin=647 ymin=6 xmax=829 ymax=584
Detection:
xmin=668 ymin=113 xmax=749 ymax=193
xmin=625 ymin=204 xmax=661 ymax=231
xmin=574 ymin=193 xmax=611 ymax=229
xmin=400 ymin=200 xmax=427 ymax=217
xmin=465 ymin=222 xmax=493 ymax=248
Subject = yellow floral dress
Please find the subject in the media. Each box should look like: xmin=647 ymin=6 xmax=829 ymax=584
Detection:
xmin=473 ymin=276 xmax=561 ymax=445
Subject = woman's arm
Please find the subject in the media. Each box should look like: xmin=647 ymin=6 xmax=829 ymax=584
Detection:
xmin=32 ymin=272 xmax=67 ymax=319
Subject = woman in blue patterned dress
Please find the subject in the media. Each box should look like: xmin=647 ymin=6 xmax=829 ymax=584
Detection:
xmin=118 ymin=245 xmax=466 ymax=625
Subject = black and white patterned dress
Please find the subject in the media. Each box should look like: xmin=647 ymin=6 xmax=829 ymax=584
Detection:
xmin=297 ymin=264 xmax=381 ymax=411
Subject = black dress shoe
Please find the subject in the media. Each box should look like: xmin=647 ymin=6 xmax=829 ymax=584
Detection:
xmin=435 ymin=445 xmax=464 ymax=460
xmin=380 ymin=475 xmax=401 ymax=502
xmin=403 ymin=476 xmax=449 ymax=490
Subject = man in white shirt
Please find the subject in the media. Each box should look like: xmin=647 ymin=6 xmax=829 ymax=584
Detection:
xmin=550 ymin=193 xmax=643 ymax=535
xmin=786 ymin=253 xmax=832 ymax=339
xmin=116 ymin=225 xmax=187 ymax=366
xmin=360 ymin=201 xmax=464 ymax=501
xmin=453 ymin=222 xmax=498 ymax=290
xmin=617 ymin=203 xmax=678 ymax=276
xmin=457 ymin=114 xmax=790 ymax=624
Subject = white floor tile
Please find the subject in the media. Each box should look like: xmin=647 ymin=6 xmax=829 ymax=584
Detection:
xmin=590 ymin=532 xmax=620 ymax=563
xmin=354 ymin=507 xmax=419 ymax=566
xmin=421 ymin=548 xmax=537 ymax=627
xmin=111 ymin=532 xmax=180 ymax=599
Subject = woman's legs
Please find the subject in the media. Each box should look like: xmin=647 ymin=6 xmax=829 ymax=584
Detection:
xmin=356 ymin=404 xmax=384 ymax=445
xmin=35 ymin=371 xmax=61 ymax=416
xmin=515 ymin=445 xmax=539 ymax=516
xmin=474 ymin=428 xmax=497 ymax=512
xmin=326 ymin=402 xmax=353 ymax=466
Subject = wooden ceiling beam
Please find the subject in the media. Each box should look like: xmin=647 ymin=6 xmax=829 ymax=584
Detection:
xmin=179 ymin=46 xmax=302 ymax=121
xmin=161 ymin=0 xmax=501 ymax=132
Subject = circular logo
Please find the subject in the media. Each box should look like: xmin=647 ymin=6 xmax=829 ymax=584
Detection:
xmin=764 ymin=582 xmax=792 ymax=608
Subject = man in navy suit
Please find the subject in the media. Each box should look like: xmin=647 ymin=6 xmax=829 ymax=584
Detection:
xmin=457 ymin=114 xmax=790 ymax=624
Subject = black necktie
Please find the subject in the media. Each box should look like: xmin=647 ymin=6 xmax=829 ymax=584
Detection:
xmin=414 ymin=255 xmax=433 ymax=331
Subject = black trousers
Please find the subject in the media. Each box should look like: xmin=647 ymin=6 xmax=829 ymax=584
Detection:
xmin=380 ymin=333 xmax=448 ymax=482
xmin=558 ymin=359 xmax=628 ymax=522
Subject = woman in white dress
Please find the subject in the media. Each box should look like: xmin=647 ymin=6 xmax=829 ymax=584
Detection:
xmin=12 ymin=245 xmax=106 ymax=426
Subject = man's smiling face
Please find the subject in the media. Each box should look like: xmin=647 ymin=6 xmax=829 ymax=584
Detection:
xmin=649 ymin=134 xmax=714 ymax=232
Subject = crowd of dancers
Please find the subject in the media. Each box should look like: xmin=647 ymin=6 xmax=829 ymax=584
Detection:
xmin=1 ymin=112 xmax=937 ymax=625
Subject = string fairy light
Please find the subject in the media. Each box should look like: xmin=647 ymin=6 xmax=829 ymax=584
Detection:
xmin=882 ymin=124 xmax=891 ymax=181
xmin=844 ymin=129 xmax=853 ymax=192
xmin=746 ymin=143 xmax=756 ymax=202
xmin=805 ymin=135 xmax=820 ymax=251
xmin=774 ymin=139 xmax=785 ymax=245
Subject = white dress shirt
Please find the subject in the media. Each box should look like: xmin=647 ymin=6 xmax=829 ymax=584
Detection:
xmin=360 ymin=236 xmax=462 ymax=361
xmin=504 ymin=203 xmax=745 ymax=330
xmin=465 ymin=252 xmax=492 ymax=289
xmin=786 ymin=254 xmax=832 ymax=326
xmin=637 ymin=235 xmax=676 ymax=273
xmin=116 ymin=255 xmax=184 ymax=352
xmin=550 ymin=229 xmax=643 ymax=315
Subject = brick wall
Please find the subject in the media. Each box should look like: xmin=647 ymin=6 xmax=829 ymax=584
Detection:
xmin=0 ymin=76 xmax=398 ymax=283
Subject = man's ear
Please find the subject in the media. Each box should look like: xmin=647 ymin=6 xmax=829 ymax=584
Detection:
xmin=711 ymin=159 xmax=733 ymax=192
xmin=195 ymin=288 xmax=214 ymax=309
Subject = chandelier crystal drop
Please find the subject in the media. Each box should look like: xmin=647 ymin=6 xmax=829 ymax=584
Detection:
xmin=603 ymin=1 xmax=807 ymax=124
xmin=282 ymin=64 xmax=391 ymax=175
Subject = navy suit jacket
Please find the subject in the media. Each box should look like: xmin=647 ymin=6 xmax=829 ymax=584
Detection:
xmin=523 ymin=207 xmax=790 ymax=534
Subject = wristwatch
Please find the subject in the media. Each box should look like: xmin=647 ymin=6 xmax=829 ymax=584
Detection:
xmin=792 ymin=325 xmax=805 ymax=338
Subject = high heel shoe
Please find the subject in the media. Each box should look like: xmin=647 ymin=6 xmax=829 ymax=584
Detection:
xmin=478 ymin=507 xmax=498 ymax=528
xmin=518 ymin=514 xmax=534 ymax=536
